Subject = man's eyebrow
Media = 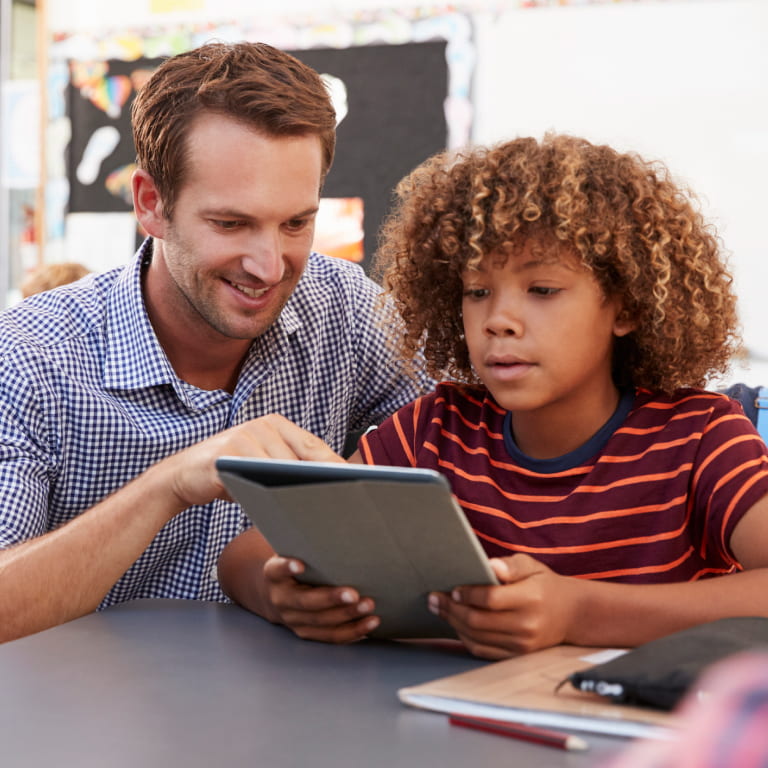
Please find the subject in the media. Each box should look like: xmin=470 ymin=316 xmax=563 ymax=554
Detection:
xmin=201 ymin=207 xmax=253 ymax=219
xmin=286 ymin=206 xmax=320 ymax=220
xmin=201 ymin=205 xmax=320 ymax=221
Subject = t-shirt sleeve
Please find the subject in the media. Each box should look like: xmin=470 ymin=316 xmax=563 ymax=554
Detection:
xmin=358 ymin=397 xmax=424 ymax=467
xmin=694 ymin=395 xmax=768 ymax=565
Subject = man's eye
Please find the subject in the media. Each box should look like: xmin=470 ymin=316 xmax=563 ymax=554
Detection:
xmin=213 ymin=220 xmax=243 ymax=230
xmin=285 ymin=218 xmax=310 ymax=232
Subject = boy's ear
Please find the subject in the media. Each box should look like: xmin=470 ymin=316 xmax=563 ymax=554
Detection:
xmin=613 ymin=306 xmax=637 ymax=338
xmin=132 ymin=169 xmax=166 ymax=239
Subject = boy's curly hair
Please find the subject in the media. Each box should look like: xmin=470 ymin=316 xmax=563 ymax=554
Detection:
xmin=374 ymin=133 xmax=739 ymax=392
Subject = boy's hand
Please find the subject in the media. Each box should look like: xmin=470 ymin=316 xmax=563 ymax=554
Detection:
xmin=427 ymin=554 xmax=581 ymax=659
xmin=261 ymin=556 xmax=381 ymax=643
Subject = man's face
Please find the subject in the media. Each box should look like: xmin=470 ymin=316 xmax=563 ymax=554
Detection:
xmin=148 ymin=113 xmax=323 ymax=343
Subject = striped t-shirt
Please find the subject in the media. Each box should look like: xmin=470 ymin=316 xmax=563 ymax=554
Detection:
xmin=359 ymin=383 xmax=768 ymax=583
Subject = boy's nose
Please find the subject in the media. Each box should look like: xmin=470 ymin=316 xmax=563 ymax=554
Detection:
xmin=484 ymin=305 xmax=523 ymax=337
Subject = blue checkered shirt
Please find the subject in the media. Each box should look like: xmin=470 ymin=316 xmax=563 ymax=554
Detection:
xmin=0 ymin=240 xmax=433 ymax=608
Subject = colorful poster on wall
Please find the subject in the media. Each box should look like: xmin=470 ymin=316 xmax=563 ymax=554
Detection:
xmin=66 ymin=57 xmax=156 ymax=215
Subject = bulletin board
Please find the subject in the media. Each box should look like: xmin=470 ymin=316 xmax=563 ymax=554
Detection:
xmin=64 ymin=42 xmax=450 ymax=270
xmin=48 ymin=9 xmax=474 ymax=273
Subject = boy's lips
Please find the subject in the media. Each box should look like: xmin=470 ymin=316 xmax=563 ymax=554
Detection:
xmin=485 ymin=354 xmax=534 ymax=367
xmin=483 ymin=354 xmax=537 ymax=382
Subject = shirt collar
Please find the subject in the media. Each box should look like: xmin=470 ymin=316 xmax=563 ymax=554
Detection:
xmin=103 ymin=239 xmax=178 ymax=392
xmin=102 ymin=239 xmax=305 ymax=402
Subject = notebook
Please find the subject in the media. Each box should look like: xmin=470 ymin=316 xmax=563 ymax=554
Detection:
xmin=398 ymin=644 xmax=676 ymax=740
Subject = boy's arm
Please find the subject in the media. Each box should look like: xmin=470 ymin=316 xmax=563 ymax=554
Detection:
xmin=430 ymin=495 xmax=768 ymax=660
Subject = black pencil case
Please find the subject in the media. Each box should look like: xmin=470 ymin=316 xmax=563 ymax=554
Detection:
xmin=564 ymin=616 xmax=768 ymax=710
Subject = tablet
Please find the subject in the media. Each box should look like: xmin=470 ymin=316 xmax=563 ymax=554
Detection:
xmin=216 ymin=456 xmax=498 ymax=639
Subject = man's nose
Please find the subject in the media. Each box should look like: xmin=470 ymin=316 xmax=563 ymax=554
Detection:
xmin=241 ymin=229 xmax=284 ymax=285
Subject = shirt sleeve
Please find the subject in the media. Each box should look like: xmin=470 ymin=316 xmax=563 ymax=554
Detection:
xmin=0 ymin=359 xmax=57 ymax=547
xmin=344 ymin=267 xmax=436 ymax=430
xmin=693 ymin=394 xmax=768 ymax=565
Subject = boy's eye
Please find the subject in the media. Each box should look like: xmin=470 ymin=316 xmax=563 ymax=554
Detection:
xmin=529 ymin=286 xmax=561 ymax=297
xmin=462 ymin=287 xmax=490 ymax=299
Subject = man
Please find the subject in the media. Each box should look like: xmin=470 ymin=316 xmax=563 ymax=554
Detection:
xmin=0 ymin=42 xmax=431 ymax=642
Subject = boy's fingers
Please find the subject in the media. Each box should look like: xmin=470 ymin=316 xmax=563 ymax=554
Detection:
xmin=490 ymin=558 xmax=511 ymax=582
xmin=263 ymin=556 xmax=304 ymax=582
xmin=281 ymin=601 xmax=377 ymax=629
xmin=492 ymin=553 xmax=542 ymax=581
xmin=291 ymin=614 xmax=381 ymax=643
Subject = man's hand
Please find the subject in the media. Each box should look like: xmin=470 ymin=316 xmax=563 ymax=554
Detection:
xmin=427 ymin=553 xmax=582 ymax=659
xmin=163 ymin=413 xmax=343 ymax=511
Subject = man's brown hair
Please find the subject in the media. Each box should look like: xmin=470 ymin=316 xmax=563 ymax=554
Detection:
xmin=131 ymin=41 xmax=336 ymax=219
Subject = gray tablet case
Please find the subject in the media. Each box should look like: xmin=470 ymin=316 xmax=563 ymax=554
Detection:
xmin=216 ymin=457 xmax=498 ymax=639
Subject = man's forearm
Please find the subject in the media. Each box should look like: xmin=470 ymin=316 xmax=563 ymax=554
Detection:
xmin=0 ymin=462 xmax=185 ymax=643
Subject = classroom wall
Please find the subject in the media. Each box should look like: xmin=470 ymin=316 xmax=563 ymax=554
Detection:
xmin=38 ymin=0 xmax=768 ymax=382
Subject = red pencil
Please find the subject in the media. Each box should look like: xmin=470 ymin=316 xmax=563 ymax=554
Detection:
xmin=448 ymin=713 xmax=589 ymax=751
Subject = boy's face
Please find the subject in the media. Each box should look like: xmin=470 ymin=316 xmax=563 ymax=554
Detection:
xmin=141 ymin=112 xmax=322 ymax=345
xmin=460 ymin=240 xmax=633 ymax=429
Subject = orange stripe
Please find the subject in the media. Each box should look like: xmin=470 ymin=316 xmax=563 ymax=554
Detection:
xmin=458 ymin=389 xmax=506 ymax=414
xmin=615 ymin=410 xmax=711 ymax=438
xmin=410 ymin=397 xmax=422 ymax=461
xmin=689 ymin=565 xmax=740 ymax=580
xmin=598 ymin=433 xmax=702 ymax=464
xmin=641 ymin=392 xmax=718 ymax=410
xmin=436 ymin=430 xmax=596 ymax=478
xmin=439 ymin=402 xmax=505 ymax=439
xmin=432 ymin=456 xmax=694 ymax=501
xmin=392 ymin=410 xmax=416 ymax=467
xmin=693 ymin=432 xmax=763 ymax=491
xmin=359 ymin=437 xmax=373 ymax=464
xmin=460 ymin=493 xmax=687 ymax=527
xmin=474 ymin=521 xmax=687 ymax=556
xmin=425 ymin=446 xmax=591 ymax=482
xmin=574 ymin=464 xmax=693 ymax=494
xmin=574 ymin=547 xmax=696 ymax=580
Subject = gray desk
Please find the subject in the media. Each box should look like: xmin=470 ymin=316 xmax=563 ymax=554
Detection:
xmin=0 ymin=600 xmax=627 ymax=767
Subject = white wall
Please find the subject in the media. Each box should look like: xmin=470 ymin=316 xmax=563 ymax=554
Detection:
xmin=472 ymin=0 xmax=768 ymax=378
